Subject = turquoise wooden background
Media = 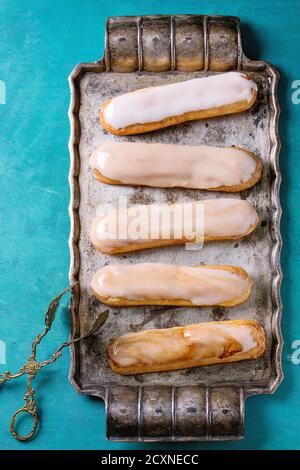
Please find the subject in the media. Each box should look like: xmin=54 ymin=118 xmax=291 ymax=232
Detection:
xmin=0 ymin=0 xmax=299 ymax=450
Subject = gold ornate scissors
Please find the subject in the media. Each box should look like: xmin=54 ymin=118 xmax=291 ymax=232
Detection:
xmin=0 ymin=285 xmax=108 ymax=442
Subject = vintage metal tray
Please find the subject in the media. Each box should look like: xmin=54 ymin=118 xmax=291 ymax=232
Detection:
xmin=68 ymin=15 xmax=282 ymax=442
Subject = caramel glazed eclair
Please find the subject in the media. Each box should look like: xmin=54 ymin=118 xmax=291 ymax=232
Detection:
xmin=90 ymin=199 xmax=259 ymax=254
xmin=100 ymin=72 xmax=258 ymax=135
xmin=107 ymin=319 xmax=266 ymax=375
xmin=90 ymin=142 xmax=262 ymax=192
xmin=91 ymin=263 xmax=252 ymax=307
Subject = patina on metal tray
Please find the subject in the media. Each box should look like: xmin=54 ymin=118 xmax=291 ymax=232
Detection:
xmin=68 ymin=15 xmax=282 ymax=442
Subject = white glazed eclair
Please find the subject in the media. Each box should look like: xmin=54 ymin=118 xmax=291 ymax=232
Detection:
xmin=89 ymin=142 xmax=262 ymax=192
xmin=90 ymin=199 xmax=259 ymax=254
xmin=100 ymin=72 xmax=258 ymax=135
xmin=91 ymin=263 xmax=252 ymax=307
xmin=107 ymin=319 xmax=266 ymax=375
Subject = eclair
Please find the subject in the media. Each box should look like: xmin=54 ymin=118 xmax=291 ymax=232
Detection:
xmin=90 ymin=199 xmax=259 ymax=254
xmin=90 ymin=142 xmax=262 ymax=192
xmin=91 ymin=263 xmax=252 ymax=307
xmin=100 ymin=72 xmax=258 ymax=135
xmin=107 ymin=319 xmax=266 ymax=375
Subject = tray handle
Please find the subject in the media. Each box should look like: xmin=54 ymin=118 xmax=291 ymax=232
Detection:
xmin=106 ymin=385 xmax=244 ymax=441
xmin=105 ymin=15 xmax=243 ymax=73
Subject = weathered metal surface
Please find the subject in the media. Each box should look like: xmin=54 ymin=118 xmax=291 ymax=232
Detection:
xmin=68 ymin=15 xmax=282 ymax=442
